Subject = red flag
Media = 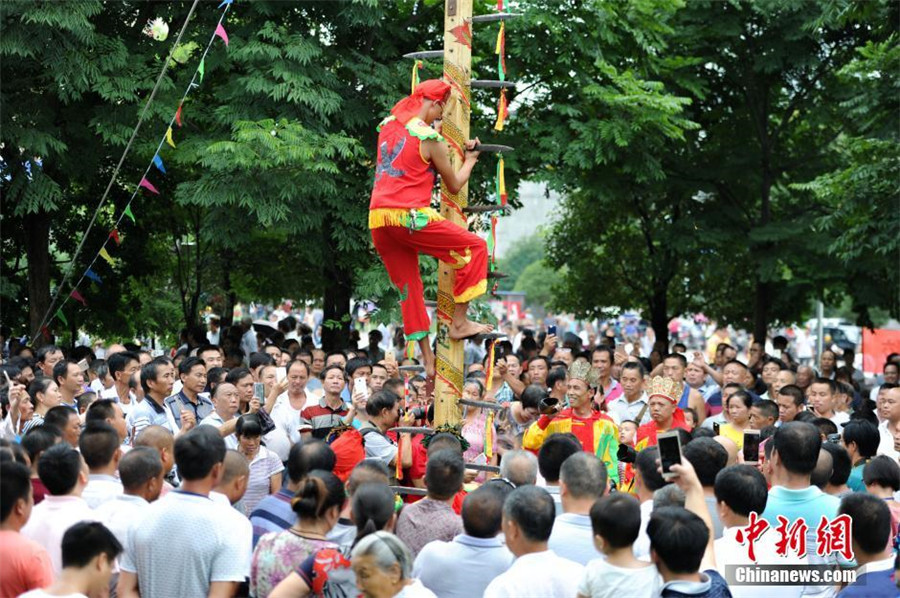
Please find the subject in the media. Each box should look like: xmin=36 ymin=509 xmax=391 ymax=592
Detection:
xmin=175 ymin=103 xmax=183 ymax=127
xmin=70 ymin=290 xmax=87 ymax=306
xmin=109 ymin=228 xmax=121 ymax=245
xmin=41 ymin=326 xmax=51 ymax=340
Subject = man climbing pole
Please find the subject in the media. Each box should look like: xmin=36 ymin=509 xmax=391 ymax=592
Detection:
xmin=369 ymin=79 xmax=494 ymax=380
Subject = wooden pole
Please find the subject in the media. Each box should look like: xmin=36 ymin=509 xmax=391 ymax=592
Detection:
xmin=433 ymin=0 xmax=473 ymax=427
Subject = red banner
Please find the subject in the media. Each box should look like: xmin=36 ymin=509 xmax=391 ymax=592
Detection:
xmin=862 ymin=328 xmax=900 ymax=374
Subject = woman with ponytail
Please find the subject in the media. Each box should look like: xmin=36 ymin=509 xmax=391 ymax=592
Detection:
xmin=269 ymin=482 xmax=398 ymax=598
xmin=250 ymin=470 xmax=345 ymax=598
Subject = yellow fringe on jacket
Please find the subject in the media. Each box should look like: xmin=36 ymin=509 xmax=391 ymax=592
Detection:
xmin=368 ymin=207 xmax=443 ymax=231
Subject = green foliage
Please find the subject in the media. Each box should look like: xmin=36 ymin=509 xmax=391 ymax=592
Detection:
xmin=496 ymin=233 xmax=544 ymax=292
xmin=513 ymin=260 xmax=563 ymax=310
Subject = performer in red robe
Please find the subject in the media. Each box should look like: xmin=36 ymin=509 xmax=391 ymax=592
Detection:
xmin=635 ymin=375 xmax=692 ymax=451
xmin=369 ymin=80 xmax=493 ymax=378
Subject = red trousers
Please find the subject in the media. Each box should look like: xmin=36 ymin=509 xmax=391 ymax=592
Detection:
xmin=372 ymin=221 xmax=487 ymax=340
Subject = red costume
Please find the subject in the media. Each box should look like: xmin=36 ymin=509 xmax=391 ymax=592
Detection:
xmin=369 ymin=80 xmax=487 ymax=341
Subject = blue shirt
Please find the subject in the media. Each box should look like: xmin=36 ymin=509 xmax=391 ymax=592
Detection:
xmin=660 ymin=569 xmax=732 ymax=597
xmin=547 ymin=513 xmax=602 ymax=565
xmin=413 ymin=534 xmax=513 ymax=598
xmin=847 ymin=462 xmax=868 ymax=493
xmin=249 ymin=488 xmax=295 ymax=548
xmin=838 ymin=556 xmax=897 ymax=597
xmin=163 ymin=391 xmax=214 ymax=429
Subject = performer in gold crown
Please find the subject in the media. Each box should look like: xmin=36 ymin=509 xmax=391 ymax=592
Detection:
xmin=523 ymin=361 xmax=619 ymax=485
xmin=634 ymin=376 xmax=692 ymax=452
xmin=369 ymin=79 xmax=494 ymax=379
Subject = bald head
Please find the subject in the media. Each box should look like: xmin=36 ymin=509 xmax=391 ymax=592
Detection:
xmin=220 ymin=449 xmax=249 ymax=485
xmin=135 ymin=425 xmax=174 ymax=453
xmin=714 ymin=436 xmax=739 ymax=466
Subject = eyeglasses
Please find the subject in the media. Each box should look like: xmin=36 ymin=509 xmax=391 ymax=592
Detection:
xmin=488 ymin=477 xmax=516 ymax=490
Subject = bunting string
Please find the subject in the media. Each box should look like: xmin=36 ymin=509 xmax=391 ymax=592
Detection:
xmin=33 ymin=1 xmax=233 ymax=338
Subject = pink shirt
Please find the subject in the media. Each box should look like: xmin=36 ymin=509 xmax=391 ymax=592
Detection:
xmin=0 ymin=530 xmax=54 ymax=596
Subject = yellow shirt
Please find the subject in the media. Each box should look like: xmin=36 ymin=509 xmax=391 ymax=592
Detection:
xmin=719 ymin=423 xmax=745 ymax=449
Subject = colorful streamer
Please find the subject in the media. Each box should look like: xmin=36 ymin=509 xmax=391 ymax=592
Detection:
xmin=495 ymin=22 xmax=506 ymax=80
xmin=165 ymin=126 xmax=176 ymax=149
xmin=410 ymin=60 xmax=423 ymax=95
xmin=485 ymin=341 xmax=496 ymax=392
xmin=109 ymin=228 xmax=121 ymax=245
xmin=98 ymin=247 xmax=118 ymax=268
xmin=84 ymin=268 xmax=102 ymax=284
xmin=123 ymin=205 xmax=135 ymax=224
xmin=153 ymin=154 xmax=166 ymax=174
xmin=55 ymin=309 xmax=68 ymax=328
xmin=496 ymin=155 xmax=507 ymax=206
xmin=198 ymin=58 xmax=205 ymax=83
xmin=70 ymin=290 xmax=87 ymax=306
xmin=484 ymin=410 xmax=494 ymax=460
xmin=215 ymin=23 xmax=229 ymax=46
xmin=139 ymin=177 xmax=158 ymax=194
xmin=175 ymin=103 xmax=183 ymax=127
xmin=396 ymin=435 xmax=403 ymax=480
xmin=493 ymin=88 xmax=508 ymax=131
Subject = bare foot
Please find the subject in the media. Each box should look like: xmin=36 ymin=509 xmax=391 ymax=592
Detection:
xmin=449 ymin=319 xmax=494 ymax=340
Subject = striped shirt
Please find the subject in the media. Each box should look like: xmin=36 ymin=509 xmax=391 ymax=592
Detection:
xmin=298 ymin=398 xmax=348 ymax=440
xmin=249 ymin=488 xmax=295 ymax=548
xmin=243 ymin=446 xmax=284 ymax=515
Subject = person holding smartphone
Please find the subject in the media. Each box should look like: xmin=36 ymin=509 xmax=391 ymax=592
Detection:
xmin=633 ymin=377 xmax=692 ymax=453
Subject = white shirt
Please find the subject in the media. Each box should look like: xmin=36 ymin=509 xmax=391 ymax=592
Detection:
xmin=396 ymin=579 xmax=438 ymax=598
xmin=577 ymin=558 xmax=660 ymax=598
xmin=21 ymin=495 xmax=96 ymax=575
xmin=547 ymin=513 xmax=602 ymax=565
xmin=632 ymin=499 xmax=654 ymax=562
xmin=241 ymin=329 xmax=258 ymax=361
xmin=715 ymin=525 xmax=805 ymax=598
xmin=100 ymin=387 xmax=137 ymax=413
xmin=414 ymin=534 xmax=513 ymax=598
xmin=829 ymin=411 xmax=850 ymax=428
xmin=20 ymin=591 xmax=87 ymax=598
xmin=95 ymin=494 xmax=150 ymax=552
xmin=199 ymin=412 xmax=239 ymax=450
xmin=607 ymin=392 xmax=650 ymax=425
xmin=82 ymin=474 xmax=124 ymax=509
xmin=877 ymin=420 xmax=900 ymax=460
xmin=120 ymin=491 xmax=251 ymax=597
xmin=483 ymin=550 xmax=583 ymax=598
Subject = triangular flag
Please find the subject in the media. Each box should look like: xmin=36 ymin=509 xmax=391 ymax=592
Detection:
xmin=41 ymin=326 xmax=51 ymax=341
xmin=99 ymin=247 xmax=118 ymax=267
xmin=109 ymin=228 xmax=121 ymax=245
xmin=139 ymin=177 xmax=159 ymax=194
xmin=70 ymin=289 xmax=87 ymax=306
xmin=198 ymin=58 xmax=205 ymax=83
xmin=218 ymin=0 xmax=232 ymax=8
xmin=55 ymin=309 xmax=68 ymax=327
xmin=175 ymin=103 xmax=183 ymax=127
xmin=214 ymin=23 xmax=229 ymax=47
xmin=123 ymin=205 xmax=135 ymax=224
xmin=152 ymin=154 xmax=166 ymax=174
xmin=165 ymin=127 xmax=176 ymax=149
xmin=84 ymin=268 xmax=102 ymax=284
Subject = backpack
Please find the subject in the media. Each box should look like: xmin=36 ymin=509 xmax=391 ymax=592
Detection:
xmin=328 ymin=425 xmax=378 ymax=482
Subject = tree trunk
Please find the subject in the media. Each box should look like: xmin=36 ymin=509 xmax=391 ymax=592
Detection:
xmin=321 ymin=266 xmax=352 ymax=352
xmin=25 ymin=211 xmax=52 ymax=346
xmin=753 ymin=281 xmax=770 ymax=344
xmin=221 ymin=249 xmax=235 ymax=328
xmin=649 ymin=286 xmax=670 ymax=350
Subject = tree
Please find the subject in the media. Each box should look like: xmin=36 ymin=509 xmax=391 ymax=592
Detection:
xmin=497 ymin=232 xmax=544 ymax=292
xmin=513 ymin=259 xmax=561 ymax=310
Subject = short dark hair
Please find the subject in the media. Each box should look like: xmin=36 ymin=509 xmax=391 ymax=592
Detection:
xmin=36 ymin=345 xmax=63 ymax=364
xmin=537 ymin=434 xmax=581 ymax=483
xmin=235 ymin=414 xmax=262 ymax=438
xmin=559 ymin=452 xmax=607 ymax=499
xmin=321 ymin=363 xmax=346 ymax=382
xmin=842 ymin=420 xmax=880 ymax=459
xmin=648 ymin=507 xmax=709 ymax=574
xmin=462 ymin=484 xmax=505 ymax=538
xmin=821 ymin=442 xmax=852 ymax=486
xmin=178 ymin=356 xmax=205 ymax=377
xmin=635 ymin=447 xmax=668 ymax=492
xmin=365 ymin=389 xmax=400 ymax=417
xmin=519 ymin=385 xmax=547 ymax=411
xmin=714 ymin=465 xmax=768 ymax=517
xmin=224 ymin=367 xmax=252 ymax=386
xmin=248 ymin=351 xmax=274 ymax=371
xmin=118 ymin=447 xmax=163 ymax=490
xmin=44 ymin=405 xmax=78 ymax=431
xmin=503 ymin=485 xmax=555 ymax=542
xmin=38 ymin=443 xmax=83 ymax=495
xmin=78 ymin=422 xmax=120 ymax=469
xmin=590 ymin=492 xmax=642 ymax=548
xmin=346 ymin=357 xmax=372 ymax=378
xmin=85 ymin=399 xmax=118 ymax=424
xmin=622 ymin=361 xmax=646 ymax=377
xmin=347 ymin=460 xmax=390 ymax=495
xmin=663 ymin=353 xmax=687 ymax=367
xmin=21 ymin=427 xmax=60 ymax=463
xmin=793 ymin=410 xmax=817 ymax=423
xmin=839 ymin=493 xmax=891 ymax=555
xmin=773 ymin=422 xmax=821 ymax=475
xmin=107 ymin=351 xmax=139 ymax=379
xmin=52 ymin=359 xmax=77 ymax=386
xmin=60 ymin=521 xmax=122 ymax=569
xmin=425 ymin=449 xmax=464 ymax=500
xmin=174 ymin=427 xmax=226 ymax=481
xmin=287 ymin=359 xmax=310 ymax=377
xmin=1 ymin=461 xmax=32 ymax=522
xmin=683 ymin=438 xmax=728 ymax=487
xmin=811 ymin=377 xmax=837 ymax=394
xmin=752 ymin=400 xmax=779 ymax=422
xmin=287 ymin=440 xmax=335 ymax=484
xmin=778 ymin=385 xmax=805 ymax=407
xmin=140 ymin=358 xmax=171 ymax=394
xmin=691 ymin=427 xmax=716 ymax=440
xmin=814 ymin=417 xmax=838 ymax=437
xmin=863 ymin=455 xmax=900 ymax=491
xmin=351 ymin=483 xmax=395 ymax=545
xmin=728 ymin=390 xmax=753 ymax=410
xmin=546 ymin=366 xmax=568 ymax=389
xmin=426 ymin=432 xmax=462 ymax=455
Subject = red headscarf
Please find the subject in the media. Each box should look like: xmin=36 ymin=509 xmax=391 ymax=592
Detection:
xmin=390 ymin=79 xmax=451 ymax=125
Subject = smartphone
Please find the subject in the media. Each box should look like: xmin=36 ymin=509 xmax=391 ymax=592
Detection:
xmin=275 ymin=367 xmax=286 ymax=382
xmin=548 ymin=325 xmax=557 ymax=336
xmin=77 ymin=358 xmax=89 ymax=372
xmin=658 ymin=431 xmax=683 ymax=481
xmin=624 ymin=342 xmax=634 ymax=355
xmin=2 ymin=370 xmax=11 ymax=388
xmin=743 ymin=430 xmax=761 ymax=463
xmin=713 ymin=422 xmax=721 ymax=435
xmin=354 ymin=376 xmax=369 ymax=399
xmin=385 ymin=349 xmax=396 ymax=362
xmin=253 ymin=382 xmax=266 ymax=406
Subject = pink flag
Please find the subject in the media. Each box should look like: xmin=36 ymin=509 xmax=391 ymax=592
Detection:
xmin=139 ymin=177 xmax=159 ymax=194
xmin=70 ymin=290 xmax=87 ymax=306
xmin=215 ymin=23 xmax=229 ymax=46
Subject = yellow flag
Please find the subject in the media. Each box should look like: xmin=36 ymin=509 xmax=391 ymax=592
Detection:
xmin=165 ymin=126 xmax=176 ymax=148
xmin=99 ymin=247 xmax=118 ymax=267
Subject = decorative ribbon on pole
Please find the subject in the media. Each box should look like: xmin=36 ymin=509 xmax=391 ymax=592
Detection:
xmin=55 ymin=309 xmax=68 ymax=328
xmin=485 ymin=340 xmax=496 ymax=392
xmin=175 ymin=103 xmax=184 ymax=127
xmin=495 ymin=22 xmax=506 ymax=80
xmin=496 ymin=155 xmax=507 ymax=206
xmin=405 ymin=340 xmax=416 ymax=361
xmin=123 ymin=205 xmax=136 ymax=224
xmin=395 ymin=435 xmax=404 ymax=480
xmin=214 ymin=23 xmax=229 ymax=46
xmin=198 ymin=58 xmax=205 ymax=83
xmin=152 ymin=154 xmax=166 ymax=174
xmin=484 ymin=409 xmax=495 ymax=460
xmin=165 ymin=126 xmax=176 ymax=148
xmin=493 ymin=88 xmax=508 ymax=131
xmin=139 ymin=177 xmax=159 ymax=194
xmin=410 ymin=60 xmax=423 ymax=94
xmin=98 ymin=247 xmax=118 ymax=267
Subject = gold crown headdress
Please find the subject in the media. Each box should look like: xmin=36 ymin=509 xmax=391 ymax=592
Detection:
xmin=647 ymin=376 xmax=682 ymax=405
xmin=568 ymin=361 xmax=600 ymax=388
